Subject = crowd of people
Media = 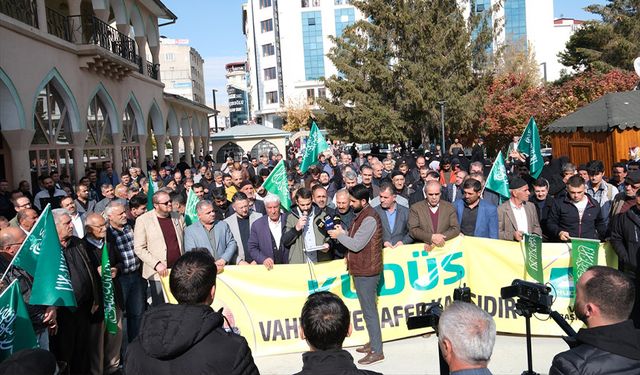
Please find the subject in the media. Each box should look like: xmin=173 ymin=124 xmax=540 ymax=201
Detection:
xmin=0 ymin=138 xmax=638 ymax=374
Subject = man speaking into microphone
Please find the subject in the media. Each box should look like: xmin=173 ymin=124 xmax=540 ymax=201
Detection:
xmin=328 ymin=184 xmax=385 ymax=365
xmin=283 ymin=188 xmax=331 ymax=264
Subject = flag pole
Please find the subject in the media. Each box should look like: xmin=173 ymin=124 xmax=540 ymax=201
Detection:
xmin=0 ymin=204 xmax=50 ymax=283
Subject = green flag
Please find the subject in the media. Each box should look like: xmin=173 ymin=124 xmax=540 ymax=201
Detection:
xmin=28 ymin=209 xmax=76 ymax=307
xmin=185 ymin=188 xmax=198 ymax=226
xmin=262 ymin=160 xmax=292 ymax=210
xmin=101 ymin=243 xmax=118 ymax=335
xmin=300 ymin=122 xmax=329 ymax=174
xmin=12 ymin=205 xmax=50 ymax=276
xmin=570 ymin=237 xmax=600 ymax=288
xmin=523 ymin=233 xmax=544 ymax=284
xmin=485 ymin=151 xmax=510 ymax=200
xmin=517 ymin=117 xmax=544 ymax=179
xmin=0 ymin=280 xmax=38 ymax=361
xmin=146 ymin=177 xmax=155 ymax=211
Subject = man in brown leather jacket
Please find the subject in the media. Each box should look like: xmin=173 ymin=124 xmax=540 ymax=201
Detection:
xmin=329 ymin=184 xmax=384 ymax=366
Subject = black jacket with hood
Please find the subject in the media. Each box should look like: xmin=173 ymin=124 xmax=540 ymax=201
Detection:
xmin=125 ymin=303 xmax=259 ymax=375
xmin=549 ymin=320 xmax=640 ymax=375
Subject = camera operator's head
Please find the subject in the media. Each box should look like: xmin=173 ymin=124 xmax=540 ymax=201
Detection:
xmin=575 ymin=266 xmax=635 ymax=327
xmin=300 ymin=291 xmax=350 ymax=351
xmin=169 ymin=249 xmax=217 ymax=305
xmin=438 ymin=302 xmax=496 ymax=372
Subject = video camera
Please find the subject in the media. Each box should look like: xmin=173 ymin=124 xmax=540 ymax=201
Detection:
xmin=500 ymin=279 xmax=552 ymax=314
xmin=406 ymin=284 xmax=471 ymax=331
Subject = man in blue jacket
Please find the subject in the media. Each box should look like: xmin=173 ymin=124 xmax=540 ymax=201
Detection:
xmin=455 ymin=178 xmax=498 ymax=239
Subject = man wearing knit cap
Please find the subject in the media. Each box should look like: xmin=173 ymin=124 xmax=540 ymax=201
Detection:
xmin=497 ymin=177 xmax=542 ymax=241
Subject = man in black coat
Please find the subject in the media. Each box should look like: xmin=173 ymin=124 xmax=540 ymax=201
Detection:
xmin=549 ymin=266 xmax=640 ymax=374
xmin=295 ymin=291 xmax=381 ymax=375
xmin=546 ymin=175 xmax=607 ymax=241
xmin=125 ymin=250 xmax=259 ymax=375
xmin=609 ymin=189 xmax=640 ymax=328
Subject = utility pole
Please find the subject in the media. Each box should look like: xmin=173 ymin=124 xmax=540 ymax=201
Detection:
xmin=212 ymin=88 xmax=219 ymax=133
xmin=438 ymin=101 xmax=446 ymax=155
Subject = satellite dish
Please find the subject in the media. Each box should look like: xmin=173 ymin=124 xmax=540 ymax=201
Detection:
xmin=634 ymin=57 xmax=640 ymax=78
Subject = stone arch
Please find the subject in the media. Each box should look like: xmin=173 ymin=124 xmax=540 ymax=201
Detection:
xmin=31 ymin=68 xmax=81 ymax=133
xmin=148 ymin=98 xmax=164 ymax=135
xmin=166 ymin=106 xmax=179 ymax=137
xmin=180 ymin=111 xmax=191 ymax=138
xmin=201 ymin=115 xmax=209 ymax=139
xmin=125 ymin=92 xmax=145 ymax=136
xmin=0 ymin=68 xmax=26 ymax=131
xmin=109 ymin=0 xmax=129 ymax=25
xmin=251 ymin=139 xmax=279 ymax=159
xmin=129 ymin=3 xmax=146 ymax=38
xmin=216 ymin=142 xmax=244 ymax=163
xmin=191 ymin=114 xmax=201 ymax=137
xmin=88 ymin=82 xmax=119 ymax=134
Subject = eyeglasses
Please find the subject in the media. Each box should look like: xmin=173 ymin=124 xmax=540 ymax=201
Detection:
xmin=156 ymin=201 xmax=172 ymax=206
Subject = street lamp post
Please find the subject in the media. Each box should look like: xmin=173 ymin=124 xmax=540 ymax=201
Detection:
xmin=438 ymin=101 xmax=446 ymax=156
xmin=212 ymin=88 xmax=219 ymax=133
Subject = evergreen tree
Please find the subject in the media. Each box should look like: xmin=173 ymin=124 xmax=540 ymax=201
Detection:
xmin=319 ymin=0 xmax=499 ymax=145
xmin=559 ymin=0 xmax=640 ymax=72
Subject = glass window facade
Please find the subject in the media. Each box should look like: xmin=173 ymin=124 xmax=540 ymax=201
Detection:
xmin=334 ymin=7 xmax=355 ymax=37
xmin=302 ymin=11 xmax=325 ymax=80
xmin=471 ymin=0 xmax=493 ymax=53
xmin=504 ymin=0 xmax=527 ymax=45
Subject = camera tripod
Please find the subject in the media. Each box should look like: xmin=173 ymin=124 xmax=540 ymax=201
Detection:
xmin=514 ymin=300 xmax=576 ymax=375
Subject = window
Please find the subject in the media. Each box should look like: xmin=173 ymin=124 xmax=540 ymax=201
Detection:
xmin=165 ymin=53 xmax=175 ymax=61
xmin=476 ymin=4 xmax=485 ymax=12
xmin=31 ymin=80 xmax=75 ymax=183
xmin=318 ymin=88 xmax=326 ymax=98
xmin=264 ymin=67 xmax=277 ymax=80
xmin=334 ymin=0 xmax=350 ymax=4
xmin=266 ymin=91 xmax=278 ymax=104
xmin=306 ymin=88 xmax=315 ymax=104
xmin=262 ymin=43 xmax=275 ymax=56
xmin=308 ymin=17 xmax=316 ymax=26
xmin=261 ymin=19 xmax=273 ymax=33
xmin=301 ymin=0 xmax=309 ymax=7
xmin=121 ymin=103 xmax=140 ymax=171
xmin=260 ymin=0 xmax=272 ymax=8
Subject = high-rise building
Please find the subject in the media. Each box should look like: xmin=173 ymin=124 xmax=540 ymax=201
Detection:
xmin=225 ymin=62 xmax=250 ymax=127
xmin=546 ymin=18 xmax=584 ymax=81
xmin=159 ymin=38 xmax=206 ymax=104
xmin=243 ymin=0 xmax=363 ymax=128
xmin=242 ymin=0 xmax=558 ymax=128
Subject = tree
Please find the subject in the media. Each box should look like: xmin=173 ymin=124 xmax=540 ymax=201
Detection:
xmin=318 ymin=0 xmax=499 ymax=145
xmin=278 ymin=97 xmax=314 ymax=132
xmin=559 ymin=0 xmax=640 ymax=72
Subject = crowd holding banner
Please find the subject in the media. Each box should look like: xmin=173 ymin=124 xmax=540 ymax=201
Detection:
xmin=0 ymin=116 xmax=638 ymax=373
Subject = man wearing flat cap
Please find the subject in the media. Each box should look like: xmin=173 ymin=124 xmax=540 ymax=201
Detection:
xmin=497 ymin=177 xmax=542 ymax=241
xmin=609 ymin=171 xmax=640 ymax=218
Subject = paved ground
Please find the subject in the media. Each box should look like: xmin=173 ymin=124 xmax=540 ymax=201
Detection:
xmin=254 ymin=333 xmax=568 ymax=375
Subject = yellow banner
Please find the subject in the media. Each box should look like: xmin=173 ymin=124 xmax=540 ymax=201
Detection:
xmin=161 ymin=236 xmax=616 ymax=356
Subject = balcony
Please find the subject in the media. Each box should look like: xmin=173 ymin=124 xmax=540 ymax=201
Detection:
xmin=0 ymin=0 xmax=38 ymax=27
xmin=147 ymin=61 xmax=159 ymax=80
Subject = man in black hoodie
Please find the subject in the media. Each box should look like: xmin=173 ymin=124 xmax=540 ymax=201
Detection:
xmin=125 ymin=250 xmax=259 ymax=375
xmin=295 ymin=291 xmax=381 ymax=375
xmin=549 ymin=266 xmax=640 ymax=374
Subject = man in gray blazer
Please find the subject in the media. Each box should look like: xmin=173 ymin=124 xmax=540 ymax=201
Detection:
xmin=497 ymin=177 xmax=542 ymax=241
xmin=374 ymin=183 xmax=413 ymax=248
xmin=224 ymin=192 xmax=262 ymax=264
xmin=184 ymin=200 xmax=237 ymax=271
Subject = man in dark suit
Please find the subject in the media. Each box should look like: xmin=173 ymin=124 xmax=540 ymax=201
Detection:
xmin=374 ymin=183 xmax=413 ymax=248
xmin=454 ymin=178 xmax=498 ymax=239
xmin=408 ymin=181 xmax=460 ymax=251
xmin=247 ymin=194 xmax=288 ymax=269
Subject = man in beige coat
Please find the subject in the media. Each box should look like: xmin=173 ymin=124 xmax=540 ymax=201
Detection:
xmin=408 ymin=181 xmax=460 ymax=250
xmin=134 ymin=190 xmax=185 ymax=305
xmin=497 ymin=177 xmax=542 ymax=241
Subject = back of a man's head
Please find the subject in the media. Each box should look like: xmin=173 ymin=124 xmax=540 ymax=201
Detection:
xmin=169 ymin=250 xmax=217 ymax=305
xmin=301 ymin=291 xmax=350 ymax=351
xmin=438 ymin=302 xmax=496 ymax=369
xmin=579 ymin=266 xmax=635 ymax=324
